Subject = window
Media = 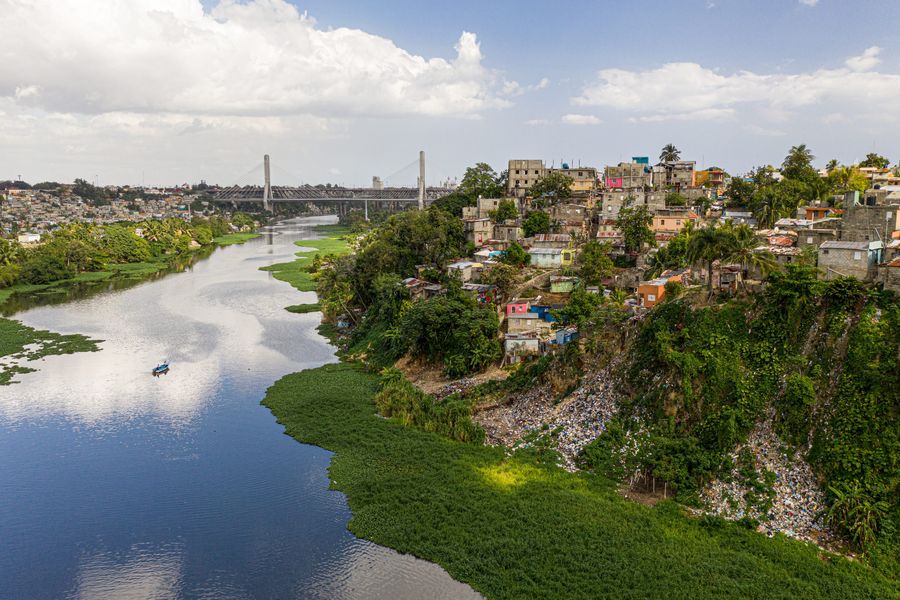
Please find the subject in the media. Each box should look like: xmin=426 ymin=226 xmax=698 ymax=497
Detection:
xmin=822 ymin=249 xmax=829 ymax=255
xmin=806 ymin=237 xmax=813 ymax=244
xmin=515 ymin=170 xmax=520 ymax=175
xmin=647 ymin=294 xmax=656 ymax=302
xmin=853 ymin=251 xmax=862 ymax=260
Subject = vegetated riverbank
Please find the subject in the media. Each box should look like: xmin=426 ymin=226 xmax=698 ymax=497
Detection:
xmin=263 ymin=363 xmax=898 ymax=599
xmin=0 ymin=318 xmax=100 ymax=385
xmin=260 ymin=225 xmax=899 ymax=599
xmin=259 ymin=224 xmax=352 ymax=307
xmin=0 ymin=222 xmax=261 ymax=384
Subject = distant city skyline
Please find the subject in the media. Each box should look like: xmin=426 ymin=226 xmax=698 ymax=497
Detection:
xmin=2 ymin=0 xmax=900 ymax=186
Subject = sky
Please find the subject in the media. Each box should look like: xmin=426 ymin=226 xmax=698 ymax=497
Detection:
xmin=1 ymin=0 xmax=899 ymax=187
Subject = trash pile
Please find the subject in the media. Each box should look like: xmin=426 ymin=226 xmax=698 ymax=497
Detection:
xmin=435 ymin=378 xmax=477 ymax=400
xmin=701 ymin=417 xmax=831 ymax=546
xmin=475 ymin=361 xmax=622 ymax=470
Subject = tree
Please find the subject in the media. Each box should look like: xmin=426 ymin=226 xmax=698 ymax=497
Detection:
xmin=781 ymin=144 xmax=815 ymax=179
xmin=825 ymin=159 xmax=839 ymax=172
xmin=858 ymin=153 xmax=890 ymax=169
xmin=529 ymin=172 xmax=573 ymax=203
xmin=431 ymin=191 xmax=475 ymax=217
xmin=827 ymin=166 xmax=868 ymax=196
xmin=522 ymin=210 xmax=551 ymax=237
xmin=665 ymin=192 xmax=687 ymax=207
xmin=577 ymin=241 xmax=613 ymax=286
xmin=488 ymin=199 xmax=518 ymax=223
xmin=553 ymin=287 xmax=603 ymax=326
xmin=616 ymin=205 xmax=654 ymax=253
xmin=686 ymin=224 xmax=730 ymax=291
xmin=721 ymin=223 xmax=778 ymax=282
xmin=73 ymin=178 xmax=108 ymax=204
xmin=725 ymin=177 xmax=755 ymax=208
xmin=825 ymin=481 xmax=889 ymax=552
xmin=659 ymin=144 xmax=681 ymax=162
xmin=479 ymin=263 xmax=520 ymax=298
xmin=458 ymin=163 xmax=501 ymax=200
xmin=501 ymin=241 xmax=530 ymax=267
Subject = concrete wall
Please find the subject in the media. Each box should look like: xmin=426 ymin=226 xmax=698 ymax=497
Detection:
xmin=818 ymin=248 xmax=877 ymax=280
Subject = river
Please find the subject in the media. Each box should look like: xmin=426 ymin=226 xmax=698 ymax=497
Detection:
xmin=0 ymin=217 xmax=480 ymax=599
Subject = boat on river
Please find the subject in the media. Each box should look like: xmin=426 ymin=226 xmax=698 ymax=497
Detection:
xmin=152 ymin=361 xmax=170 ymax=376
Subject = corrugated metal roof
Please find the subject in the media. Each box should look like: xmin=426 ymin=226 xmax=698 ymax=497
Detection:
xmin=820 ymin=241 xmax=883 ymax=250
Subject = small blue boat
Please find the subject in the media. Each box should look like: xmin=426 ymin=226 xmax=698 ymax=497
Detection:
xmin=152 ymin=361 xmax=170 ymax=376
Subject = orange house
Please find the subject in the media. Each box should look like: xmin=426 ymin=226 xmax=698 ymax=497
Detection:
xmin=637 ymin=268 xmax=690 ymax=308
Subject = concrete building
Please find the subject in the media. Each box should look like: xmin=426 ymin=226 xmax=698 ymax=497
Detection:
xmin=372 ymin=176 xmax=384 ymax=190
xmin=818 ymin=240 xmax=884 ymax=281
xmin=547 ymin=166 xmax=598 ymax=195
xmin=504 ymin=333 xmax=542 ymax=364
xmin=653 ymin=161 xmax=696 ymax=190
xmin=651 ymin=208 xmax=699 ymax=234
xmin=880 ymin=256 xmax=900 ymax=292
xmin=550 ymin=203 xmax=590 ymax=236
xmin=463 ymin=218 xmax=492 ymax=247
xmin=599 ymin=190 xmax=666 ymax=219
xmin=446 ymin=260 xmax=482 ymax=283
xmin=604 ymin=160 xmax=653 ymax=190
xmin=531 ymin=233 xmax=574 ymax=249
xmin=492 ymin=220 xmax=524 ymax=243
xmin=508 ymin=160 xmax=545 ymax=198
xmin=507 ymin=312 xmax=553 ymax=335
xmin=840 ymin=190 xmax=900 ymax=243
xmin=637 ymin=268 xmax=690 ymax=308
xmin=694 ymin=168 xmax=726 ymax=192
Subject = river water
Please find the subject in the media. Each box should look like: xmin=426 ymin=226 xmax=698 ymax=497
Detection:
xmin=0 ymin=217 xmax=480 ymax=599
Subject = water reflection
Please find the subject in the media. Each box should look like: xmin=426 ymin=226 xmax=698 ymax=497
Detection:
xmin=72 ymin=544 xmax=186 ymax=600
xmin=0 ymin=217 xmax=481 ymax=599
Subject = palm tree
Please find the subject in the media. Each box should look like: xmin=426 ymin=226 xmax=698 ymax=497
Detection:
xmin=686 ymin=224 xmax=729 ymax=292
xmin=721 ymin=224 xmax=778 ymax=283
xmin=782 ymin=144 xmax=814 ymax=173
xmin=826 ymin=159 xmax=839 ymax=172
xmin=660 ymin=144 xmax=681 ymax=162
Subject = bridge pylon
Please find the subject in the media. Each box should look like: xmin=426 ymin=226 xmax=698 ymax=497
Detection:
xmin=263 ymin=154 xmax=272 ymax=212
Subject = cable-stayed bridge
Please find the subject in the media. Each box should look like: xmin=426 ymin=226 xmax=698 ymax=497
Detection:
xmin=212 ymin=153 xmax=454 ymax=214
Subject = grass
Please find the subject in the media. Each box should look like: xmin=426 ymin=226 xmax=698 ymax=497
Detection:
xmin=0 ymin=317 xmax=101 ymax=385
xmin=260 ymin=224 xmax=352 ymax=296
xmin=285 ymin=303 xmax=321 ymax=314
xmin=213 ymin=232 xmax=261 ymax=246
xmin=263 ymin=363 xmax=900 ymax=600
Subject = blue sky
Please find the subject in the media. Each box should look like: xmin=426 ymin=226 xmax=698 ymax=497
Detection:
xmin=3 ymin=0 xmax=900 ymax=185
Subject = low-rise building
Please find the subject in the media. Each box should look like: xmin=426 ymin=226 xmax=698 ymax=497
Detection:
xmin=507 ymin=312 xmax=553 ymax=335
xmin=464 ymin=218 xmax=492 ymax=247
xmin=604 ymin=159 xmax=652 ymax=190
xmin=637 ymin=268 xmax=690 ymax=308
xmin=492 ymin=220 xmax=524 ymax=243
xmin=508 ymin=159 xmax=545 ymax=198
xmin=880 ymin=256 xmax=900 ymax=292
xmin=528 ymin=247 xmax=575 ymax=268
xmin=651 ymin=208 xmax=699 ymax=234
xmin=531 ymin=233 xmax=574 ymax=249
xmin=549 ymin=276 xmax=578 ymax=294
xmin=818 ymin=240 xmax=884 ymax=281
xmin=504 ymin=333 xmax=542 ymax=364
xmin=447 ymin=260 xmax=482 ymax=283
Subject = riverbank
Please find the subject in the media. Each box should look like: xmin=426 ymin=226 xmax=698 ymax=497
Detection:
xmin=0 ymin=230 xmax=260 ymax=384
xmin=262 ymin=363 xmax=897 ymax=599
xmin=260 ymin=227 xmax=899 ymax=599
xmin=259 ymin=224 xmax=352 ymax=304
xmin=0 ymin=318 xmax=100 ymax=384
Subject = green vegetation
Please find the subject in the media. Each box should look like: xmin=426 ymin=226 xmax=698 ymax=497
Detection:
xmin=285 ymin=303 xmax=321 ymax=314
xmin=488 ymin=199 xmax=518 ymax=223
xmin=582 ymin=266 xmax=898 ymax=561
xmin=660 ymin=143 xmax=681 ymax=162
xmin=522 ymin=210 xmax=551 ymax=237
xmin=213 ymin=232 xmax=261 ymax=245
xmin=0 ymin=215 xmax=256 ymax=303
xmin=0 ymin=317 xmax=101 ymax=385
xmin=263 ymin=362 xmax=898 ymax=599
xmin=260 ymin=226 xmax=352 ymax=295
xmin=616 ymin=205 xmax=655 ymax=253
xmin=529 ymin=171 xmax=573 ymax=204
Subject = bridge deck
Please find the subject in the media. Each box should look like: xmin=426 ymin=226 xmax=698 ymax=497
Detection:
xmin=213 ymin=185 xmax=451 ymax=201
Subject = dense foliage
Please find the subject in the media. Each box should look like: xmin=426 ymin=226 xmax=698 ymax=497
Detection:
xmin=262 ymin=362 xmax=898 ymax=599
xmin=582 ymin=266 xmax=899 ymax=557
xmin=0 ymin=216 xmax=253 ymax=289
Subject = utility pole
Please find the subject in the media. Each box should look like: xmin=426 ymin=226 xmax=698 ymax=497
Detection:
xmin=417 ymin=150 xmax=425 ymax=210
xmin=263 ymin=154 xmax=272 ymax=212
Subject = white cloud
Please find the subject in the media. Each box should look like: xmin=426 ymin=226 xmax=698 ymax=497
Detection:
xmin=798 ymin=0 xmax=819 ymax=6
xmin=845 ymin=46 xmax=881 ymax=71
xmin=524 ymin=119 xmax=551 ymax=126
xmin=561 ymin=114 xmax=602 ymax=125
xmin=573 ymin=51 xmax=900 ymax=122
xmin=0 ymin=0 xmax=510 ymax=119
